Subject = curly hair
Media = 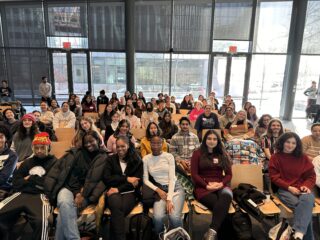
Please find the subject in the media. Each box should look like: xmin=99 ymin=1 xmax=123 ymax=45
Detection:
xmin=274 ymin=132 xmax=303 ymax=158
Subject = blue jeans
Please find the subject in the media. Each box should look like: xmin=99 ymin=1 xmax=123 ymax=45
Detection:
xmin=278 ymin=189 xmax=315 ymax=240
xmin=153 ymin=182 xmax=185 ymax=234
xmin=55 ymin=188 xmax=80 ymax=240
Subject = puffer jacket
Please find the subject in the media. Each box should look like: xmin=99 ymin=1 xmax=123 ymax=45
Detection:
xmin=44 ymin=148 xmax=107 ymax=205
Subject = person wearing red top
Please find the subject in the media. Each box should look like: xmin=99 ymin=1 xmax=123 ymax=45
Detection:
xmin=191 ymin=130 xmax=232 ymax=240
xmin=269 ymin=132 xmax=316 ymax=240
xmin=189 ymin=100 xmax=204 ymax=121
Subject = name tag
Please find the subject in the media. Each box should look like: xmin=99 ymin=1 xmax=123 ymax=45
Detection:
xmin=213 ymin=158 xmax=218 ymax=164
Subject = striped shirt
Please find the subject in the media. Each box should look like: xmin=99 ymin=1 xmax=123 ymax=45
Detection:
xmin=302 ymin=135 xmax=320 ymax=160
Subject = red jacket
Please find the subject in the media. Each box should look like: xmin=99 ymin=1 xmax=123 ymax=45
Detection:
xmin=191 ymin=149 xmax=232 ymax=200
xmin=269 ymin=152 xmax=316 ymax=190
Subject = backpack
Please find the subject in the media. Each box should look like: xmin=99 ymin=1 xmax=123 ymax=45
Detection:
xmin=129 ymin=213 xmax=153 ymax=240
xmin=233 ymin=183 xmax=266 ymax=221
xmin=232 ymin=206 xmax=253 ymax=240
xmin=268 ymin=219 xmax=292 ymax=240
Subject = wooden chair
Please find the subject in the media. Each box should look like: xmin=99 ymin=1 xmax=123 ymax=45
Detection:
xmin=98 ymin=104 xmax=107 ymax=114
xmin=189 ymin=128 xmax=197 ymax=136
xmin=201 ymin=129 xmax=222 ymax=140
xmin=231 ymin=164 xmax=281 ymax=220
xmin=84 ymin=112 xmax=100 ymax=122
xmin=50 ymin=141 xmax=71 ymax=159
xmin=179 ymin=109 xmax=189 ymax=116
xmin=171 ymin=114 xmax=183 ymax=124
xmin=130 ymin=128 xmax=146 ymax=141
xmin=55 ymin=128 xmax=75 ymax=143
xmin=0 ymin=105 xmax=11 ymax=112
xmin=104 ymin=202 xmax=143 ymax=216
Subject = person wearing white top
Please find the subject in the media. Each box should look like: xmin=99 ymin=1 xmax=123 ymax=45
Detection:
xmin=52 ymin=102 xmax=76 ymax=130
xmin=143 ymin=135 xmax=185 ymax=234
xmin=39 ymin=101 xmax=54 ymax=125
xmin=313 ymin=155 xmax=320 ymax=188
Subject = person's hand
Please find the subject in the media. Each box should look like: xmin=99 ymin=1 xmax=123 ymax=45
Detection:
xmin=107 ymin=187 xmax=119 ymax=196
xmin=74 ymin=193 xmax=85 ymax=208
xmin=206 ymin=182 xmax=223 ymax=191
xmin=300 ymin=186 xmax=311 ymax=194
xmin=24 ymin=175 xmax=30 ymax=181
xmin=167 ymin=200 xmax=174 ymax=214
xmin=156 ymin=188 xmax=167 ymax=200
xmin=288 ymin=186 xmax=301 ymax=195
xmin=16 ymin=162 xmax=23 ymax=169
xmin=179 ymin=160 xmax=190 ymax=172
xmin=127 ymin=177 xmax=140 ymax=188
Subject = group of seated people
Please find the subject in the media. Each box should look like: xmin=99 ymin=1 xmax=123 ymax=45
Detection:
xmin=0 ymin=90 xmax=319 ymax=240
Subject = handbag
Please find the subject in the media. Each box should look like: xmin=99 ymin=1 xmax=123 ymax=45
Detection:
xmin=268 ymin=219 xmax=292 ymax=240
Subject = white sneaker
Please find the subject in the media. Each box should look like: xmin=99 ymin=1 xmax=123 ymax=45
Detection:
xmin=203 ymin=228 xmax=217 ymax=240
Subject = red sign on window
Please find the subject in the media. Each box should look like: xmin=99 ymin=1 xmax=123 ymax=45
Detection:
xmin=229 ymin=46 xmax=237 ymax=54
xmin=63 ymin=42 xmax=71 ymax=49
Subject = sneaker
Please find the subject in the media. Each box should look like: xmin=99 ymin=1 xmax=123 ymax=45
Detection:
xmin=203 ymin=228 xmax=217 ymax=240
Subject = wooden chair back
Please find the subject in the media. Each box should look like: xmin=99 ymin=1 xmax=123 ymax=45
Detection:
xmin=0 ymin=105 xmax=11 ymax=112
xmin=130 ymin=128 xmax=146 ymax=141
xmin=50 ymin=141 xmax=71 ymax=159
xmin=231 ymin=164 xmax=263 ymax=191
xmin=179 ymin=109 xmax=189 ymax=116
xmin=98 ymin=104 xmax=107 ymax=114
xmin=171 ymin=114 xmax=183 ymax=124
xmin=84 ymin=112 xmax=100 ymax=122
xmin=55 ymin=128 xmax=76 ymax=142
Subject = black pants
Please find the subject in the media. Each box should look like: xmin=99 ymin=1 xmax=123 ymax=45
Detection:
xmin=0 ymin=192 xmax=51 ymax=240
xmin=106 ymin=192 xmax=136 ymax=240
xmin=199 ymin=188 xmax=233 ymax=231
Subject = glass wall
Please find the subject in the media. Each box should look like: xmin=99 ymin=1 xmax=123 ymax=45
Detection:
xmin=91 ymin=52 xmax=126 ymax=97
xmin=135 ymin=53 xmax=170 ymax=101
xmin=248 ymin=55 xmax=287 ymax=117
xmin=171 ymin=54 xmax=209 ymax=101
xmin=253 ymin=1 xmax=292 ymax=53
xmin=293 ymin=56 xmax=320 ymax=118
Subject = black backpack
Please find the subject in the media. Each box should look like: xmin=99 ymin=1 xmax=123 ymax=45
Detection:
xmin=232 ymin=206 xmax=254 ymax=240
xmin=129 ymin=213 xmax=153 ymax=240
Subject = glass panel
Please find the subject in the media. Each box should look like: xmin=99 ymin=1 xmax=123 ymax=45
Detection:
xmin=72 ymin=53 xmax=88 ymax=95
xmin=6 ymin=49 xmax=49 ymax=103
xmin=0 ymin=12 xmax=3 ymax=47
xmin=135 ymin=53 xmax=170 ymax=101
xmin=52 ymin=52 xmax=68 ymax=97
xmin=302 ymin=1 xmax=320 ymax=54
xmin=248 ymin=54 xmax=287 ymax=117
xmin=171 ymin=54 xmax=209 ymax=101
xmin=47 ymin=36 xmax=88 ymax=49
xmin=253 ymin=1 xmax=292 ymax=53
xmin=89 ymin=1 xmax=125 ymax=50
xmin=135 ymin=0 xmax=171 ymax=51
xmin=4 ymin=3 xmax=45 ymax=47
xmin=213 ymin=0 xmax=252 ymax=41
xmin=293 ymin=56 xmax=320 ymax=118
xmin=48 ymin=3 xmax=87 ymax=37
xmin=212 ymin=56 xmax=227 ymax=98
xmin=212 ymin=40 xmax=250 ymax=52
xmin=229 ymin=56 xmax=246 ymax=110
xmin=91 ymin=52 xmax=126 ymax=97
xmin=0 ymin=49 xmax=6 ymax=80
xmin=173 ymin=0 xmax=212 ymax=52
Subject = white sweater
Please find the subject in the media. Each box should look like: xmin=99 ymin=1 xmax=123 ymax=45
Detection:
xmin=52 ymin=110 xmax=76 ymax=130
xmin=143 ymin=152 xmax=176 ymax=201
xmin=313 ymin=156 xmax=320 ymax=188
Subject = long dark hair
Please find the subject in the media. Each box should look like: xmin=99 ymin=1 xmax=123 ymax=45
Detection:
xmin=274 ymin=132 xmax=303 ymax=158
xmin=17 ymin=121 xmax=39 ymax=140
xmin=257 ymin=114 xmax=272 ymax=128
xmin=146 ymin=122 xmax=161 ymax=139
xmin=247 ymin=105 xmax=258 ymax=122
xmin=200 ymin=130 xmax=231 ymax=171
xmin=116 ymin=135 xmax=140 ymax=164
xmin=113 ymin=119 xmax=132 ymax=138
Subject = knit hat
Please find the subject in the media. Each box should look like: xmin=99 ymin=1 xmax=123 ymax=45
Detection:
xmin=32 ymin=132 xmax=51 ymax=146
xmin=21 ymin=113 xmax=36 ymax=123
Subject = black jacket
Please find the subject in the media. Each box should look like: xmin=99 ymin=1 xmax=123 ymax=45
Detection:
xmin=12 ymin=154 xmax=57 ymax=194
xmin=44 ymin=148 xmax=107 ymax=205
xmin=103 ymin=153 xmax=143 ymax=194
xmin=0 ymin=147 xmax=18 ymax=190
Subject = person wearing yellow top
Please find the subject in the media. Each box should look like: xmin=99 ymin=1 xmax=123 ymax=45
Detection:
xmin=140 ymin=122 xmax=167 ymax=158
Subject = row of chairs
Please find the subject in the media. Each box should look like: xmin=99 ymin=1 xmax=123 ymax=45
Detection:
xmin=52 ymin=164 xmax=318 ymax=239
